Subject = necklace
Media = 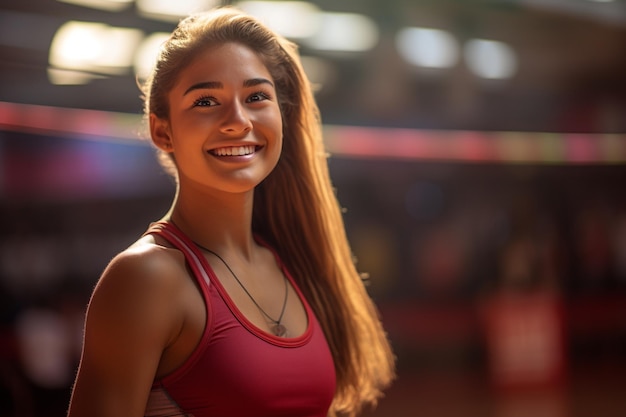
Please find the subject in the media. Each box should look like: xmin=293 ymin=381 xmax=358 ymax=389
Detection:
xmin=194 ymin=241 xmax=289 ymax=337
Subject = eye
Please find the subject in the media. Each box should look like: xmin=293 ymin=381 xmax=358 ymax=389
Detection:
xmin=247 ymin=91 xmax=271 ymax=103
xmin=193 ymin=95 xmax=218 ymax=107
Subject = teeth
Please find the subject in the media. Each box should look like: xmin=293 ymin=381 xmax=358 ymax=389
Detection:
xmin=212 ymin=146 xmax=255 ymax=156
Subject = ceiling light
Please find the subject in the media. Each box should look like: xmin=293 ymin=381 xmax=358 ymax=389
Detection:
xmin=235 ymin=1 xmax=320 ymax=39
xmin=57 ymin=0 xmax=133 ymax=12
xmin=304 ymin=12 xmax=379 ymax=52
xmin=49 ymin=21 xmax=143 ymax=76
xmin=464 ymin=39 xmax=517 ymax=80
xmin=396 ymin=27 xmax=459 ymax=69
xmin=137 ymin=0 xmax=221 ymax=22
xmin=134 ymin=32 xmax=171 ymax=81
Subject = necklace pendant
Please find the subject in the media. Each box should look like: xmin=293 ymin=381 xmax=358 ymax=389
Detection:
xmin=272 ymin=324 xmax=287 ymax=337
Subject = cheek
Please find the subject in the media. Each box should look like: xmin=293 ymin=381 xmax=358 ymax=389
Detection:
xmin=271 ymin=106 xmax=284 ymax=135
xmin=265 ymin=107 xmax=284 ymax=145
xmin=269 ymin=118 xmax=283 ymax=167
xmin=272 ymin=130 xmax=283 ymax=163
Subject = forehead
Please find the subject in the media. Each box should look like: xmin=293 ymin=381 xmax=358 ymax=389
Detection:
xmin=172 ymin=42 xmax=274 ymax=91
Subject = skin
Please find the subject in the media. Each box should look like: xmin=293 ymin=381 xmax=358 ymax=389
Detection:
xmin=67 ymin=42 xmax=309 ymax=417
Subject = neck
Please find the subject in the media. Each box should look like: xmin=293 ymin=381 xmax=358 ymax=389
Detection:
xmin=164 ymin=183 xmax=257 ymax=260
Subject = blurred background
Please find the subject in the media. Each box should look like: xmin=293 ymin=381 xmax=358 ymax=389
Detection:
xmin=1 ymin=0 xmax=625 ymax=416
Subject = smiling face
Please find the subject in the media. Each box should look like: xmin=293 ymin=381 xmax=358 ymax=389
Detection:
xmin=150 ymin=42 xmax=283 ymax=195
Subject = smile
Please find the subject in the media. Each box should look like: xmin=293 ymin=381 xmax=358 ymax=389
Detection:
xmin=210 ymin=145 xmax=259 ymax=157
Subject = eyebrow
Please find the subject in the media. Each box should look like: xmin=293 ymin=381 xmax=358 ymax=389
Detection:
xmin=183 ymin=78 xmax=274 ymax=96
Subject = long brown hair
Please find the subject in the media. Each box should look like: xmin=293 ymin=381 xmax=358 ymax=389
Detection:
xmin=141 ymin=7 xmax=395 ymax=416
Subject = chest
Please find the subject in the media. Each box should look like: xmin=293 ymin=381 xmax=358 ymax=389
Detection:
xmin=155 ymin=284 xmax=337 ymax=417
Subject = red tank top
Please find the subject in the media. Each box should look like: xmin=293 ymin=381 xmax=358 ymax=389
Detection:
xmin=143 ymin=222 xmax=336 ymax=417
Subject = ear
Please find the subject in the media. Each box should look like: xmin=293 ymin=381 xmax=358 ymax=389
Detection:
xmin=150 ymin=113 xmax=173 ymax=152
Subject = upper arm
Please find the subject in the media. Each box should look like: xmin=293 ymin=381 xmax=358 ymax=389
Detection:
xmin=68 ymin=246 xmax=184 ymax=417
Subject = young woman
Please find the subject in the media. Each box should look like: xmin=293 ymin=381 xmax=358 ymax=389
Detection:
xmin=67 ymin=6 xmax=394 ymax=417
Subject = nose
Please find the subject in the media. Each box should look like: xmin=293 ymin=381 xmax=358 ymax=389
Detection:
xmin=220 ymin=100 xmax=252 ymax=135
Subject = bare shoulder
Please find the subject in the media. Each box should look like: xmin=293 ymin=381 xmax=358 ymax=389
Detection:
xmin=86 ymin=234 xmax=188 ymax=346
xmin=69 ymin=235 xmax=191 ymax=417
xmin=97 ymin=235 xmax=183 ymax=290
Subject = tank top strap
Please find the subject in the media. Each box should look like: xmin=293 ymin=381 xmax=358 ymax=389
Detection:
xmin=143 ymin=221 xmax=213 ymax=292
